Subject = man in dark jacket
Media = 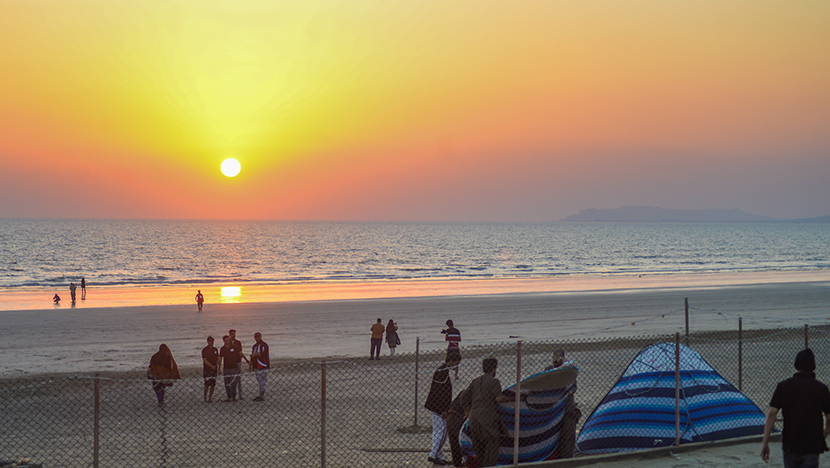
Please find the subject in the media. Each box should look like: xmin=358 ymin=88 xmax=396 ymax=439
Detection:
xmin=761 ymin=348 xmax=830 ymax=466
xmin=425 ymin=350 xmax=461 ymax=465
xmin=468 ymin=357 xmax=512 ymax=467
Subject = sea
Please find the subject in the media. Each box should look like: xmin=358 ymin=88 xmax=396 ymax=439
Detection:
xmin=1 ymin=219 xmax=830 ymax=376
xmin=2 ymin=219 xmax=828 ymax=290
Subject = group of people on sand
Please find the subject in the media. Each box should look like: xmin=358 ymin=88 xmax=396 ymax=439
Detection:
xmin=141 ymin=311 xmax=830 ymax=468
xmin=368 ymin=318 xmax=460 ymax=362
xmin=147 ymin=329 xmax=270 ymax=407
xmin=53 ymin=278 xmax=86 ymax=305
xmin=424 ymin=331 xmax=579 ymax=467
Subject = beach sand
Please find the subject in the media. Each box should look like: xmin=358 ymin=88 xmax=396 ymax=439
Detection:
xmin=2 ymin=273 xmax=829 ymax=467
xmin=1 ymin=272 xmax=829 ymax=377
xmin=0 ymin=326 xmax=805 ymax=468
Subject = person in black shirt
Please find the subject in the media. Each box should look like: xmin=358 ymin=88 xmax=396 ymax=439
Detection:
xmin=218 ymin=335 xmax=242 ymax=402
xmin=761 ymin=348 xmax=830 ymax=466
xmin=228 ymin=329 xmax=249 ymax=399
xmin=424 ymin=350 xmax=461 ymax=465
xmin=201 ymin=336 xmax=219 ymax=402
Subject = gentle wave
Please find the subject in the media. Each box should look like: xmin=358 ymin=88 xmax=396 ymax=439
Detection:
xmin=1 ymin=219 xmax=828 ymax=289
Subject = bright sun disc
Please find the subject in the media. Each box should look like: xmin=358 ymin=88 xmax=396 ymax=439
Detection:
xmin=221 ymin=158 xmax=241 ymax=177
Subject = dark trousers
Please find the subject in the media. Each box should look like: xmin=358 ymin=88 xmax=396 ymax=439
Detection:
xmin=223 ymin=367 xmax=239 ymax=400
xmin=783 ymin=451 xmax=820 ymax=468
xmin=559 ymin=395 xmax=581 ymax=458
xmin=152 ymin=381 xmax=165 ymax=403
xmin=470 ymin=419 xmax=500 ymax=467
xmin=447 ymin=411 xmax=466 ymax=466
xmin=370 ymin=338 xmax=382 ymax=358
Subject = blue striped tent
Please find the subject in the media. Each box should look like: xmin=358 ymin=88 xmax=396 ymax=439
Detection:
xmin=576 ymin=342 xmax=767 ymax=455
xmin=459 ymin=364 xmax=579 ymax=465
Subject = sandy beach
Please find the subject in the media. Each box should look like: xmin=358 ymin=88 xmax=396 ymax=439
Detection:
xmin=1 ymin=271 xmax=829 ymax=377
xmin=2 ymin=273 xmax=829 ymax=467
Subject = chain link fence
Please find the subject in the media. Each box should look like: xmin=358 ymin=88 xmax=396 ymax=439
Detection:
xmin=3 ymin=323 xmax=829 ymax=468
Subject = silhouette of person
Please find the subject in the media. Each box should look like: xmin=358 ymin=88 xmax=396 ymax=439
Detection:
xmin=195 ymin=290 xmax=204 ymax=312
xmin=69 ymin=283 xmax=77 ymax=303
xmin=53 ymin=294 xmax=61 ymax=305
xmin=148 ymin=344 xmax=180 ymax=407
xmin=370 ymin=318 xmax=385 ymax=360
xmin=81 ymin=277 xmax=86 ymax=300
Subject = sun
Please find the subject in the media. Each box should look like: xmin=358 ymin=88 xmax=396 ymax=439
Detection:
xmin=220 ymin=158 xmax=241 ymax=177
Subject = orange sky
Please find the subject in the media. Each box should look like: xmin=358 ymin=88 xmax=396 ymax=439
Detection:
xmin=1 ymin=1 xmax=829 ymax=221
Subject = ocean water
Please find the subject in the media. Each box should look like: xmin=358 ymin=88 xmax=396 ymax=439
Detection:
xmin=2 ymin=219 xmax=830 ymax=375
xmin=1 ymin=219 xmax=829 ymax=289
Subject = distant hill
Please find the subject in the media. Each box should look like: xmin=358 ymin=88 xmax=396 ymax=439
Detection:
xmin=791 ymin=215 xmax=830 ymax=223
xmin=561 ymin=206 xmax=779 ymax=222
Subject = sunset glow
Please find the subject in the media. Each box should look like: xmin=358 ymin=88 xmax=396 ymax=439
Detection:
xmin=1 ymin=1 xmax=828 ymax=221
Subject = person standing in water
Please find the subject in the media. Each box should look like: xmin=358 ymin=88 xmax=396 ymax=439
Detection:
xmin=80 ymin=277 xmax=86 ymax=300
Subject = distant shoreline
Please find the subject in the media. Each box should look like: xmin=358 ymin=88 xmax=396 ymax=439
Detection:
xmin=1 ymin=269 xmax=829 ymax=312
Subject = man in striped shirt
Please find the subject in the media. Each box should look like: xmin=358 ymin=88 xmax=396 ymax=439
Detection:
xmin=443 ymin=320 xmax=461 ymax=378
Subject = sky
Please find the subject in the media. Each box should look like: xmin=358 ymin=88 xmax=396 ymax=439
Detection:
xmin=1 ymin=1 xmax=829 ymax=222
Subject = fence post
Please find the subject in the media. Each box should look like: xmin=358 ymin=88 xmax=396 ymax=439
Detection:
xmin=414 ymin=337 xmax=420 ymax=428
xmin=805 ymin=325 xmax=810 ymax=349
xmin=321 ymin=361 xmax=326 ymax=468
xmin=94 ymin=373 xmax=99 ymax=468
xmin=684 ymin=298 xmax=689 ymax=346
xmin=514 ymin=341 xmax=522 ymax=466
xmin=738 ymin=318 xmax=743 ymax=392
xmin=674 ymin=333 xmax=681 ymax=446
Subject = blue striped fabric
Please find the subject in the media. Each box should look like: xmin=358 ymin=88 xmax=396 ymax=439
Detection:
xmin=459 ymin=365 xmax=578 ymax=464
xmin=576 ymin=343 xmax=766 ymax=454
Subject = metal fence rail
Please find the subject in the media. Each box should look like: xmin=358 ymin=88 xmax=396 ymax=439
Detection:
xmin=3 ymin=324 xmax=829 ymax=468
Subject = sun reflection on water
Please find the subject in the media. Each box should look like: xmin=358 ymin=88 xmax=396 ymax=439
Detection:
xmin=220 ymin=286 xmax=242 ymax=303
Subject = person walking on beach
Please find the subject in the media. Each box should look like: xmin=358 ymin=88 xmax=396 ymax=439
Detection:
xmin=80 ymin=277 xmax=86 ymax=300
xmin=69 ymin=282 xmax=77 ymax=303
xmin=385 ymin=319 xmax=400 ymax=357
xmin=250 ymin=332 xmax=270 ymax=401
xmin=228 ymin=329 xmax=249 ymax=399
xmin=761 ymin=348 xmax=830 ymax=466
xmin=201 ymin=336 xmax=219 ymax=402
xmin=218 ymin=335 xmax=243 ymax=402
xmin=148 ymin=344 xmax=179 ymax=407
xmin=370 ymin=318 xmax=385 ymax=360
xmin=424 ymin=349 xmax=461 ymax=465
xmin=195 ymin=290 xmax=204 ymax=312
xmin=467 ymin=357 xmax=512 ymax=467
